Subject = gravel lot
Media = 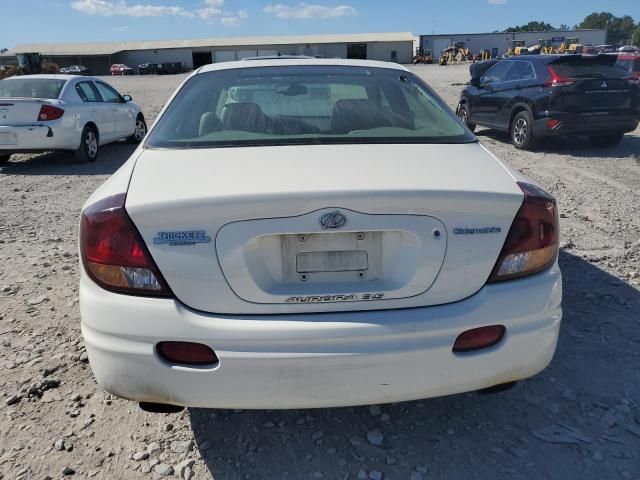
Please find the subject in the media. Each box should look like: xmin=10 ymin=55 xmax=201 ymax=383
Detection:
xmin=1 ymin=64 xmax=639 ymax=480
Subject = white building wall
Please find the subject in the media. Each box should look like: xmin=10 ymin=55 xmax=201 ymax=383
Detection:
xmin=367 ymin=41 xmax=413 ymax=63
xmin=420 ymin=30 xmax=606 ymax=57
xmin=117 ymin=48 xmax=194 ymax=70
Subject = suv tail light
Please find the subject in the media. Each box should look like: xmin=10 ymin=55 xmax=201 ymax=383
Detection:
xmin=543 ymin=66 xmax=575 ymax=87
xmin=80 ymin=193 xmax=172 ymax=296
xmin=488 ymin=182 xmax=559 ymax=283
xmin=38 ymin=105 xmax=64 ymax=121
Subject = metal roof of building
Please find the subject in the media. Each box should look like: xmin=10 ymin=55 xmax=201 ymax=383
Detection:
xmin=10 ymin=32 xmax=416 ymax=56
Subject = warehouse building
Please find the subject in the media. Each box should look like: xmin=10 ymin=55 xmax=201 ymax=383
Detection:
xmin=3 ymin=32 xmax=416 ymax=75
xmin=420 ymin=29 xmax=606 ymax=57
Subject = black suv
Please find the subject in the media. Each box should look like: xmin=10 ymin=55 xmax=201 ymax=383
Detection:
xmin=456 ymin=55 xmax=640 ymax=149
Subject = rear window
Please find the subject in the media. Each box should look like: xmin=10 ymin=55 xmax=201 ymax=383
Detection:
xmin=0 ymin=78 xmax=67 ymax=99
xmin=551 ymin=61 xmax=629 ymax=79
xmin=146 ymin=65 xmax=473 ymax=149
xmin=616 ymin=58 xmax=640 ymax=72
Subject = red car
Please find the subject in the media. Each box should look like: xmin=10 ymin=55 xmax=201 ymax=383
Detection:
xmin=110 ymin=64 xmax=134 ymax=75
xmin=616 ymin=54 xmax=640 ymax=84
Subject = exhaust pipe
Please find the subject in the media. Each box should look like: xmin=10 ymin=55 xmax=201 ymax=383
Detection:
xmin=139 ymin=402 xmax=185 ymax=413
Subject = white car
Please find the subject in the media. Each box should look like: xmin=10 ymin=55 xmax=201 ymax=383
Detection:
xmin=79 ymin=59 xmax=562 ymax=412
xmin=0 ymin=74 xmax=147 ymax=164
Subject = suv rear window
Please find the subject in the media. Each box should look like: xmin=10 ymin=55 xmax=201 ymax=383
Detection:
xmin=551 ymin=62 xmax=628 ymax=79
xmin=0 ymin=78 xmax=66 ymax=99
xmin=146 ymin=65 xmax=473 ymax=149
xmin=617 ymin=58 xmax=640 ymax=72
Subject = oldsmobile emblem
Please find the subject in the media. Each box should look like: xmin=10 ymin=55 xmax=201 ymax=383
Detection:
xmin=153 ymin=230 xmax=211 ymax=246
xmin=320 ymin=211 xmax=347 ymax=230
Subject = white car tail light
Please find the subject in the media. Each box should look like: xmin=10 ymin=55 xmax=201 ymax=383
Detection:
xmin=80 ymin=194 xmax=172 ymax=296
xmin=488 ymin=182 xmax=559 ymax=282
xmin=38 ymin=105 xmax=64 ymax=121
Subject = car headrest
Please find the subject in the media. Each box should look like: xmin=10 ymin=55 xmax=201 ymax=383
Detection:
xmin=331 ymin=99 xmax=391 ymax=134
xmin=199 ymin=112 xmax=220 ymax=137
xmin=220 ymin=102 xmax=269 ymax=133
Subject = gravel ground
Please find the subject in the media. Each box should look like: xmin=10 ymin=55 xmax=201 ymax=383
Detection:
xmin=1 ymin=65 xmax=639 ymax=480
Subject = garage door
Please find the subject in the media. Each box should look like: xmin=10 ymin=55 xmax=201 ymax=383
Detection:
xmin=236 ymin=50 xmax=258 ymax=60
xmin=214 ymin=51 xmax=236 ymax=63
xmin=433 ymin=38 xmax=452 ymax=55
xmin=258 ymin=50 xmax=279 ymax=57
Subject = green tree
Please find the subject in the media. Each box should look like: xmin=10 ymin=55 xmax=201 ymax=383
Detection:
xmin=632 ymin=24 xmax=640 ymax=46
xmin=577 ymin=12 xmax=636 ymax=45
xmin=504 ymin=21 xmax=555 ymax=33
xmin=558 ymin=24 xmax=573 ymax=31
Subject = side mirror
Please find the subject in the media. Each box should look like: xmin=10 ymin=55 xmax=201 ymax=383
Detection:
xmin=122 ymin=95 xmax=132 ymax=102
xmin=470 ymin=77 xmax=480 ymax=87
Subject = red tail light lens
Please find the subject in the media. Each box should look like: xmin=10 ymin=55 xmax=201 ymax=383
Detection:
xmin=157 ymin=342 xmax=218 ymax=366
xmin=80 ymin=193 xmax=172 ymax=296
xmin=453 ymin=325 xmax=506 ymax=353
xmin=38 ymin=105 xmax=64 ymax=121
xmin=488 ymin=182 xmax=559 ymax=283
xmin=543 ymin=66 xmax=575 ymax=87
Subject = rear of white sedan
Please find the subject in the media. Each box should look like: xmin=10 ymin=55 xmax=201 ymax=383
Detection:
xmin=0 ymin=74 xmax=146 ymax=164
xmin=79 ymin=59 xmax=562 ymax=411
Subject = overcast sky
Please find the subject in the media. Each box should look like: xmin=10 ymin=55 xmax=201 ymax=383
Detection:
xmin=1 ymin=0 xmax=638 ymax=48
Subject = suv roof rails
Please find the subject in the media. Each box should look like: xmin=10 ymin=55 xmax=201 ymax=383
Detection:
xmin=240 ymin=55 xmax=316 ymax=61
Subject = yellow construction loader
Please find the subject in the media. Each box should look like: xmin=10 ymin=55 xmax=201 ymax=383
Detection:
xmin=507 ymin=40 xmax=526 ymax=56
xmin=559 ymin=37 xmax=583 ymax=54
xmin=439 ymin=42 xmax=473 ymax=66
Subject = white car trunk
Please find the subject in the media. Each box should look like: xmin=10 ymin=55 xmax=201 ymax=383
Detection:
xmin=0 ymin=98 xmax=54 ymax=125
xmin=126 ymin=143 xmax=523 ymax=314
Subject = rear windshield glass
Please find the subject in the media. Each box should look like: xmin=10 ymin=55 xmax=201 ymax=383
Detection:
xmin=146 ymin=65 xmax=473 ymax=148
xmin=552 ymin=61 xmax=629 ymax=78
xmin=616 ymin=58 xmax=640 ymax=72
xmin=0 ymin=78 xmax=67 ymax=99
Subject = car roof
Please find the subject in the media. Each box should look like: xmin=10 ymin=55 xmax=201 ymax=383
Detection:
xmin=196 ymin=58 xmax=409 ymax=74
xmin=1 ymin=74 xmax=83 ymax=80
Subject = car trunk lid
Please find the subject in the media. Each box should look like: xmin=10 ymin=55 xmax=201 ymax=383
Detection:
xmin=125 ymin=143 xmax=523 ymax=314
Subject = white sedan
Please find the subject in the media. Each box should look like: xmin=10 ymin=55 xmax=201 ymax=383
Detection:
xmin=0 ymin=74 xmax=147 ymax=163
xmin=79 ymin=59 xmax=562 ymax=412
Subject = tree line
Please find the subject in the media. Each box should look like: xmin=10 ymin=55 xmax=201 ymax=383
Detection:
xmin=503 ymin=12 xmax=640 ymax=46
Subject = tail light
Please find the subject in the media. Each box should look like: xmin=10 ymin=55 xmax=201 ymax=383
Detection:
xmin=38 ymin=105 xmax=64 ymax=121
xmin=80 ymin=193 xmax=172 ymax=296
xmin=543 ymin=66 xmax=575 ymax=87
xmin=488 ymin=182 xmax=559 ymax=283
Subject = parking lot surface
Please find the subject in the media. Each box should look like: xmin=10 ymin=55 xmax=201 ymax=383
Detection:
xmin=0 ymin=65 xmax=639 ymax=480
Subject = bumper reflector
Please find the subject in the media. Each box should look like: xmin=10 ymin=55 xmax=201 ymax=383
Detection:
xmin=453 ymin=325 xmax=506 ymax=353
xmin=547 ymin=119 xmax=560 ymax=129
xmin=156 ymin=342 xmax=218 ymax=366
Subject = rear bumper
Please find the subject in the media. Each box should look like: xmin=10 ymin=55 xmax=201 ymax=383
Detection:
xmin=0 ymin=122 xmax=77 ymax=152
xmin=80 ymin=265 xmax=562 ymax=409
xmin=533 ymin=113 xmax=639 ymax=137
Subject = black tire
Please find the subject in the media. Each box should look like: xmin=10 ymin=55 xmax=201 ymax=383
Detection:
xmin=457 ymin=103 xmax=476 ymax=132
xmin=510 ymin=111 xmax=536 ymax=150
xmin=0 ymin=154 xmax=11 ymax=164
xmin=589 ymin=132 xmax=624 ymax=148
xmin=75 ymin=125 xmax=99 ymax=163
xmin=127 ymin=115 xmax=147 ymax=144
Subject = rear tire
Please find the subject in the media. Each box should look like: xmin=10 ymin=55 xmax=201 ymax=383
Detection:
xmin=127 ymin=115 xmax=147 ymax=144
xmin=0 ymin=154 xmax=11 ymax=164
xmin=510 ymin=111 xmax=536 ymax=150
xmin=75 ymin=125 xmax=99 ymax=163
xmin=457 ymin=103 xmax=476 ymax=132
xmin=589 ymin=132 xmax=624 ymax=147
